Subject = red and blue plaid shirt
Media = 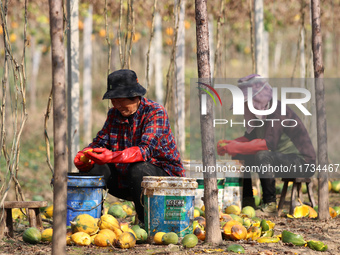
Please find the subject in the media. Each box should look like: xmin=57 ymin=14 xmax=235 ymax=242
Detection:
xmin=88 ymin=97 xmax=185 ymax=187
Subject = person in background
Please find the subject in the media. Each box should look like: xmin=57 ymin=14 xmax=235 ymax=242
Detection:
xmin=217 ymin=74 xmax=316 ymax=214
xmin=74 ymin=69 xmax=185 ymax=223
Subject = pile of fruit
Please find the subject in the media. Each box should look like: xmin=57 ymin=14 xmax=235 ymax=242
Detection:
xmin=19 ymin=194 xmax=339 ymax=252
xmin=190 ymin=204 xmax=329 ymax=252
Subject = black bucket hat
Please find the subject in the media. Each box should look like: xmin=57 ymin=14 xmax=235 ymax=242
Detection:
xmin=102 ymin=69 xmax=146 ymax=99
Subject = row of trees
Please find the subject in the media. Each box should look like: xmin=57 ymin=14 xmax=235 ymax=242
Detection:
xmin=0 ymin=0 xmax=331 ymax=253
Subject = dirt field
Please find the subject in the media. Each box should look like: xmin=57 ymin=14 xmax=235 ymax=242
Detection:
xmin=0 ymin=193 xmax=339 ymax=255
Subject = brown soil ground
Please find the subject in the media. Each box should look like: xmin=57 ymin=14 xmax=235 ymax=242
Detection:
xmin=0 ymin=193 xmax=339 ymax=255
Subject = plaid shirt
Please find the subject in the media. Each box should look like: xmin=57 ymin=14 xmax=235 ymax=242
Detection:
xmin=88 ymin=97 xmax=185 ymax=187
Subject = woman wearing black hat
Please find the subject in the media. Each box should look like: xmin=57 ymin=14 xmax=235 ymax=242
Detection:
xmin=73 ymin=69 xmax=185 ymax=223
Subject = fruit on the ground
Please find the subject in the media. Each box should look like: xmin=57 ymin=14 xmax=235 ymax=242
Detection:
xmin=282 ymin=230 xmax=306 ymax=246
xmin=246 ymin=226 xmax=261 ymax=241
xmin=292 ymin=205 xmax=310 ymax=218
xmin=134 ymin=228 xmax=148 ymax=244
xmin=243 ymin=217 xmax=252 ymax=228
xmin=229 ymin=214 xmax=244 ymax=224
xmin=306 ymin=205 xmax=318 ymax=218
xmin=119 ymin=222 xmax=130 ymax=232
xmin=230 ymin=224 xmax=247 ymax=241
xmin=122 ymin=204 xmax=134 ymax=216
xmin=43 ymin=205 xmax=53 ymax=218
xmin=131 ymin=225 xmax=141 ymax=233
xmin=70 ymin=232 xmax=91 ymax=246
xmin=194 ymin=209 xmax=200 ymax=218
xmin=329 ymin=207 xmax=337 ymax=218
xmin=261 ymin=229 xmax=274 ymax=237
xmin=23 ymin=227 xmax=41 ymax=244
xmin=71 ymin=214 xmax=99 ymax=235
xmin=333 ymin=206 xmax=340 ymax=215
xmin=222 ymin=220 xmax=242 ymax=240
xmin=331 ymin=180 xmax=340 ymax=192
xmin=193 ymin=227 xmax=206 ymax=241
xmin=182 ymin=233 xmax=198 ymax=248
xmin=260 ymin=219 xmax=275 ymax=231
xmin=122 ymin=200 xmax=135 ymax=210
xmin=194 ymin=207 xmax=205 ymax=217
xmin=98 ymin=229 xmax=116 ymax=244
xmin=241 ymin=206 xmax=256 ymax=218
xmin=307 ymin=240 xmax=328 ymax=251
xmin=227 ymin=244 xmax=245 ymax=254
xmin=94 ymin=233 xmax=110 ymax=247
xmin=154 ymin=232 xmax=166 ymax=244
xmin=260 ymin=219 xmax=269 ymax=231
xmin=116 ymin=232 xmax=136 ymax=249
xmin=162 ymin=232 xmax=178 ymax=245
xmin=220 ymin=213 xmax=233 ymax=222
xmin=41 ymin=228 xmax=53 ymax=242
xmin=225 ymin=205 xmax=241 ymax=215
xmin=97 ymin=214 xmax=120 ymax=230
xmin=254 ymin=195 xmax=261 ymax=207
xmin=257 ymin=236 xmax=280 ymax=243
xmin=126 ymin=228 xmax=137 ymax=238
xmin=193 ymin=216 xmax=206 ymax=228
xmin=112 ymin=227 xmax=123 ymax=238
xmin=108 ymin=204 xmax=127 ymax=219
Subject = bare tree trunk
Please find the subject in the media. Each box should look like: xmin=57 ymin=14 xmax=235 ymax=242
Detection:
xmin=49 ymin=0 xmax=67 ymax=254
xmin=195 ymin=0 xmax=222 ymax=245
xmin=311 ymin=0 xmax=329 ymax=220
xmin=83 ymin=5 xmax=93 ymax=145
xmin=29 ymin=38 xmax=42 ymax=112
xmin=254 ymin=0 xmax=265 ymax=76
xmin=67 ymin=0 xmax=80 ymax=173
xmin=175 ymin=0 xmax=185 ymax=156
xmin=154 ymin=12 xmax=163 ymax=104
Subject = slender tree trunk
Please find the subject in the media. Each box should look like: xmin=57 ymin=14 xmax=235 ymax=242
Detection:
xmin=29 ymin=38 xmax=42 ymax=112
xmin=67 ymin=0 xmax=80 ymax=172
xmin=195 ymin=0 xmax=222 ymax=245
xmin=254 ymin=0 xmax=264 ymax=76
xmin=83 ymin=5 xmax=93 ymax=145
xmin=49 ymin=0 xmax=67 ymax=254
xmin=154 ymin=12 xmax=163 ymax=104
xmin=311 ymin=0 xmax=329 ymax=220
xmin=175 ymin=0 xmax=185 ymax=156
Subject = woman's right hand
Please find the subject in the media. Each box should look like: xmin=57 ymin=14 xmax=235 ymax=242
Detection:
xmin=74 ymin=148 xmax=95 ymax=172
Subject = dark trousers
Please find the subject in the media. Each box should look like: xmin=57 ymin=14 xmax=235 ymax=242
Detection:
xmin=89 ymin=162 xmax=169 ymax=223
xmin=234 ymin=151 xmax=309 ymax=204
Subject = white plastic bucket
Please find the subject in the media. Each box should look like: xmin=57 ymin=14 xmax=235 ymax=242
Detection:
xmin=141 ymin=177 xmax=198 ymax=238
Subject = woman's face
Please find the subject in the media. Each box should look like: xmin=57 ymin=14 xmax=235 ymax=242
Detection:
xmin=111 ymin=97 xmax=140 ymax=117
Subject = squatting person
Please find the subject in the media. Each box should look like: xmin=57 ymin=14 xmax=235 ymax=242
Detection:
xmin=74 ymin=69 xmax=185 ymax=223
xmin=217 ymin=74 xmax=316 ymax=214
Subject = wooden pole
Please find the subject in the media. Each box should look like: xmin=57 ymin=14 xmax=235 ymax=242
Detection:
xmin=49 ymin=0 xmax=67 ymax=254
xmin=195 ymin=0 xmax=222 ymax=244
xmin=311 ymin=0 xmax=329 ymax=220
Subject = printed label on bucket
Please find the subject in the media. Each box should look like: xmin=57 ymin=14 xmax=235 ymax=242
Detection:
xmin=144 ymin=195 xmax=194 ymax=237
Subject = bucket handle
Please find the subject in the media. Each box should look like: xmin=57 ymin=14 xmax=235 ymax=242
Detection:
xmin=67 ymin=188 xmax=109 ymax=212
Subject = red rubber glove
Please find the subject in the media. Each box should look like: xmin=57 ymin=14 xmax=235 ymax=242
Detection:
xmin=222 ymin=139 xmax=268 ymax=157
xmin=217 ymin=136 xmax=250 ymax=156
xmin=74 ymin=147 xmax=95 ymax=172
xmin=85 ymin=147 xmax=144 ymax=165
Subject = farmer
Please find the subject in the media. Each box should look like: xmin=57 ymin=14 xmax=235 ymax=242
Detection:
xmin=217 ymin=74 xmax=316 ymax=214
xmin=74 ymin=69 xmax=185 ymax=223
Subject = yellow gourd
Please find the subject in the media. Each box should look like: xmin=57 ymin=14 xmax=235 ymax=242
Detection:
xmin=70 ymin=232 xmax=91 ymax=246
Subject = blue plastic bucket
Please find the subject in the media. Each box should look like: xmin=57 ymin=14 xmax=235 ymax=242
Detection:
xmin=141 ymin=176 xmax=198 ymax=238
xmin=67 ymin=174 xmax=106 ymax=226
